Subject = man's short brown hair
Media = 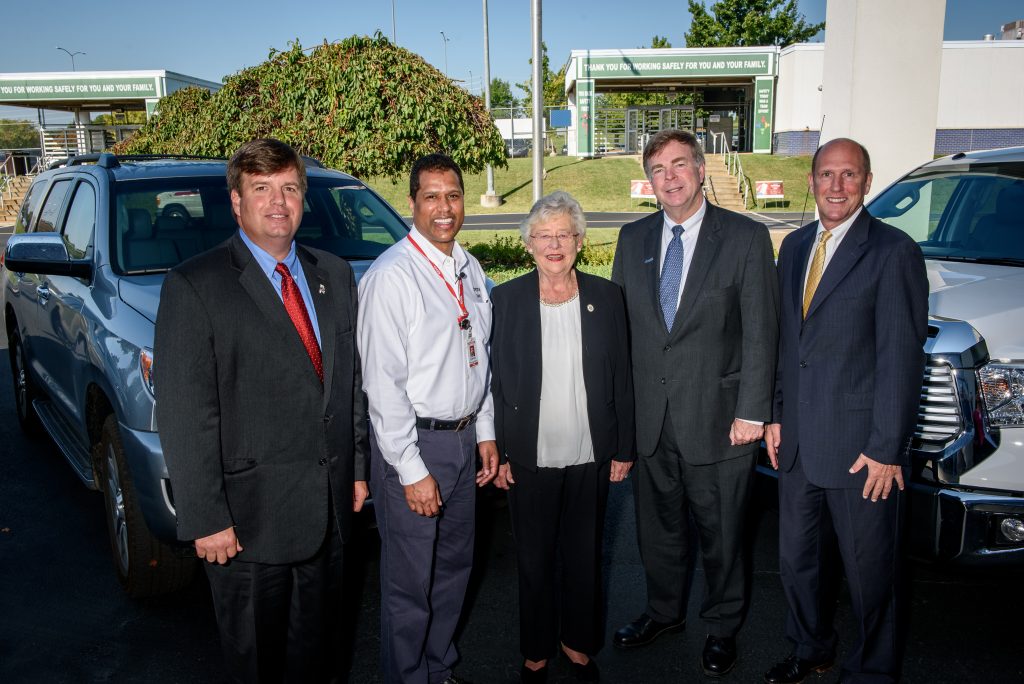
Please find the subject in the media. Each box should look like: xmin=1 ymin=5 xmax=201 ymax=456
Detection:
xmin=642 ymin=129 xmax=706 ymax=177
xmin=227 ymin=138 xmax=308 ymax=195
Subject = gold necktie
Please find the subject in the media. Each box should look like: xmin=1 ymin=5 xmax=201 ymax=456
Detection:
xmin=802 ymin=230 xmax=833 ymax=318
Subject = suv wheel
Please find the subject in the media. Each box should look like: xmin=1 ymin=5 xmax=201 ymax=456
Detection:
xmin=8 ymin=330 xmax=42 ymax=437
xmin=98 ymin=415 xmax=195 ymax=597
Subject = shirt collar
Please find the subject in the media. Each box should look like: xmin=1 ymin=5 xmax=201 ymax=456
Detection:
xmin=816 ymin=205 xmax=863 ymax=242
xmin=662 ymin=197 xmax=707 ymax=235
xmin=408 ymin=225 xmax=468 ymax=271
xmin=238 ymin=228 xmax=298 ymax=279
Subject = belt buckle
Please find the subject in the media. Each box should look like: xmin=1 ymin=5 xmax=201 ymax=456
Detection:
xmin=455 ymin=415 xmax=472 ymax=431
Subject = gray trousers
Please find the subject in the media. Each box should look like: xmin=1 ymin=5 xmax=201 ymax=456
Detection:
xmin=371 ymin=424 xmax=478 ymax=684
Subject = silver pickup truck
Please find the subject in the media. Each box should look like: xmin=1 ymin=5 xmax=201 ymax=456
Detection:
xmin=866 ymin=146 xmax=1024 ymax=567
xmin=3 ymin=153 xmax=410 ymax=596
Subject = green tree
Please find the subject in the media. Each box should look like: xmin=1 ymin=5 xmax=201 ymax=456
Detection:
xmin=488 ymin=78 xmax=518 ymax=111
xmin=0 ymin=119 xmax=39 ymax=150
xmin=115 ymin=35 xmax=506 ymax=180
xmin=650 ymin=35 xmax=673 ymax=49
xmin=685 ymin=0 xmax=824 ymax=47
xmin=91 ymin=111 xmax=148 ymax=125
xmin=517 ymin=42 xmax=568 ymax=111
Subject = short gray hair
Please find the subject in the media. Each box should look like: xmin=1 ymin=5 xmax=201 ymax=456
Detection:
xmin=642 ymin=129 xmax=705 ymax=177
xmin=519 ymin=191 xmax=587 ymax=242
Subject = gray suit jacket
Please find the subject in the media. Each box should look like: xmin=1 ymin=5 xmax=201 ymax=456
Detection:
xmin=612 ymin=203 xmax=779 ymax=462
xmin=155 ymin=233 xmax=369 ymax=564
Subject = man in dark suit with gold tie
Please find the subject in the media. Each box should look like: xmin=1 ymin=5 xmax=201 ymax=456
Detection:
xmin=611 ymin=129 xmax=779 ymax=676
xmin=763 ymin=138 xmax=928 ymax=684
xmin=155 ymin=138 xmax=369 ymax=683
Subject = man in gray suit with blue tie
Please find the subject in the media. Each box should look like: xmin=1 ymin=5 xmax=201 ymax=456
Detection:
xmin=611 ymin=129 xmax=779 ymax=677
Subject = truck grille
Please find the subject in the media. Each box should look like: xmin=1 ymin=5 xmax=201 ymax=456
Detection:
xmin=915 ymin=362 xmax=964 ymax=445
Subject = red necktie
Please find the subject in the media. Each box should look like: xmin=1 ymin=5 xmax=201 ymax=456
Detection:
xmin=275 ymin=262 xmax=324 ymax=383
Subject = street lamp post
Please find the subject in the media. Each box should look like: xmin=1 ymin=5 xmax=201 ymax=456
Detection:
xmin=439 ymin=31 xmax=451 ymax=76
xmin=480 ymin=0 xmax=501 ymax=207
xmin=531 ymin=0 xmax=543 ymax=202
xmin=391 ymin=0 xmax=397 ymax=43
xmin=56 ymin=46 xmax=85 ymax=71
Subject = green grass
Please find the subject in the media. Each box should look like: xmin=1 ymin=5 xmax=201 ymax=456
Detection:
xmin=737 ymin=153 xmax=813 ymax=212
xmin=367 ymin=156 xmax=657 ymax=215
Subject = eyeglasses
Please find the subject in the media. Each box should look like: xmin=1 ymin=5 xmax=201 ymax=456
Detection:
xmin=529 ymin=232 xmax=579 ymax=244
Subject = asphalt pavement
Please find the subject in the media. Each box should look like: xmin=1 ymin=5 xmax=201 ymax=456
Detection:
xmin=1 ymin=320 xmax=1022 ymax=683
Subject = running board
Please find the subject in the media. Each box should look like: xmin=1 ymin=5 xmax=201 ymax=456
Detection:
xmin=32 ymin=399 xmax=96 ymax=490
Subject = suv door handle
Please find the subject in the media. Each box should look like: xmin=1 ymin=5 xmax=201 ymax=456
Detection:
xmin=37 ymin=285 xmax=50 ymax=306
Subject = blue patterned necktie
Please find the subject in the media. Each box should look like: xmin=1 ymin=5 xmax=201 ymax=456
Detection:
xmin=660 ymin=224 xmax=684 ymax=329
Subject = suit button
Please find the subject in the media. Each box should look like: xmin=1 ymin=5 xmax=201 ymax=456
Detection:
xmin=323 ymin=414 xmax=332 ymax=423
xmin=799 ymin=361 xmax=807 ymax=368
xmin=660 ymin=378 xmax=666 ymax=384
xmin=319 ymin=457 xmax=327 ymax=466
xmin=663 ymin=345 xmax=671 ymax=352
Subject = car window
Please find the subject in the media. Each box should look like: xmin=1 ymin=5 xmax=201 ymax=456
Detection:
xmin=110 ymin=176 xmax=408 ymax=274
xmin=869 ymin=161 xmax=1024 ymax=263
xmin=15 ymin=180 xmax=46 ymax=233
xmin=34 ymin=179 xmax=73 ymax=233
xmin=61 ymin=182 xmax=96 ymax=260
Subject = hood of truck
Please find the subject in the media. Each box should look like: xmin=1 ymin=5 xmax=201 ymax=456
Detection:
xmin=118 ymin=276 xmax=164 ymax=324
xmin=927 ymin=259 xmax=1024 ymax=359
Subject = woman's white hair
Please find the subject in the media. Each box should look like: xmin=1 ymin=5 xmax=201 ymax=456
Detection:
xmin=518 ymin=190 xmax=587 ymax=242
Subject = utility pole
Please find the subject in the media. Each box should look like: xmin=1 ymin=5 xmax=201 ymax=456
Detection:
xmin=531 ymin=0 xmax=543 ymax=202
xmin=481 ymin=0 xmax=501 ymax=208
xmin=391 ymin=0 xmax=397 ymax=43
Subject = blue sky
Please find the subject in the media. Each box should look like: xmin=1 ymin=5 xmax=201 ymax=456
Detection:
xmin=0 ymin=0 xmax=1020 ymax=120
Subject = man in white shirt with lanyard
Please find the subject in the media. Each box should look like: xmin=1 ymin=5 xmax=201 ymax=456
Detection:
xmin=358 ymin=153 xmax=499 ymax=684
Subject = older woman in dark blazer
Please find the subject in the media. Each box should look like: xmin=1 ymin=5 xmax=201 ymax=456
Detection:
xmin=491 ymin=191 xmax=635 ymax=683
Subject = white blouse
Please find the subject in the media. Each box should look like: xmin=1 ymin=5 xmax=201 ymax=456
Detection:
xmin=536 ymin=293 xmax=595 ymax=468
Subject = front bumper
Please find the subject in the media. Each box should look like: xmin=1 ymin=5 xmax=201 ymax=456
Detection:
xmin=119 ymin=424 xmax=179 ymax=544
xmin=907 ymin=482 xmax=1024 ymax=566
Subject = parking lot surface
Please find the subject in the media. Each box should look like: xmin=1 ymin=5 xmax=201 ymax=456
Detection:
xmin=1 ymin=310 xmax=1022 ymax=684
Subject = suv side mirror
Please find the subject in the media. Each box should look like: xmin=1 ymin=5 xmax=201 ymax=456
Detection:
xmin=3 ymin=233 xmax=93 ymax=279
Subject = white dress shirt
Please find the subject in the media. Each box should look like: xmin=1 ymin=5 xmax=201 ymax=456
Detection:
xmin=536 ymin=295 xmax=595 ymax=468
xmin=803 ymin=206 xmax=861 ymax=293
xmin=659 ymin=198 xmax=707 ymax=311
xmin=357 ymin=226 xmax=495 ymax=486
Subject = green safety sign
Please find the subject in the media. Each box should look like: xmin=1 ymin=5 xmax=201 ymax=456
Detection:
xmin=0 ymin=77 xmax=159 ymax=101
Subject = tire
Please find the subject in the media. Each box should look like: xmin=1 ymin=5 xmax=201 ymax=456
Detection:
xmin=8 ymin=329 xmax=43 ymax=437
xmin=162 ymin=204 xmax=190 ymax=221
xmin=98 ymin=415 xmax=196 ymax=597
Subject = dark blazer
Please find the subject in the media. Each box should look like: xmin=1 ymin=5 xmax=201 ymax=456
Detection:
xmin=490 ymin=270 xmax=635 ymax=470
xmin=611 ymin=203 xmax=779 ymax=462
xmin=155 ymin=233 xmax=369 ymax=563
xmin=773 ymin=210 xmax=928 ymax=488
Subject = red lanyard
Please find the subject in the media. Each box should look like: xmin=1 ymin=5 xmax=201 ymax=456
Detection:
xmin=406 ymin=235 xmax=470 ymax=328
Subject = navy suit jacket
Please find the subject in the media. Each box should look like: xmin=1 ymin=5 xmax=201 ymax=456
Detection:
xmin=490 ymin=270 xmax=635 ymax=470
xmin=773 ymin=209 xmax=928 ymax=488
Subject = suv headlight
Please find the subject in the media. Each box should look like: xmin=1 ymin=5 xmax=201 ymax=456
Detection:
xmin=140 ymin=348 xmax=156 ymax=398
xmin=978 ymin=362 xmax=1024 ymax=427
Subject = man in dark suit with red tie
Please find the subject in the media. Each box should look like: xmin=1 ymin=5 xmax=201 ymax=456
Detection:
xmin=763 ymin=138 xmax=928 ymax=684
xmin=155 ymin=138 xmax=369 ymax=683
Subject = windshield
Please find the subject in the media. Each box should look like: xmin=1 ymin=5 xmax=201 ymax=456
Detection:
xmin=867 ymin=161 xmax=1024 ymax=264
xmin=110 ymin=176 xmax=409 ymax=274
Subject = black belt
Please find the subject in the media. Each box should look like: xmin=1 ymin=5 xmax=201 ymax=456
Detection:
xmin=415 ymin=413 xmax=476 ymax=431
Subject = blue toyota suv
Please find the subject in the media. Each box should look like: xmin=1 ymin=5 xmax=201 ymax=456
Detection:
xmin=2 ymin=153 xmax=410 ymax=596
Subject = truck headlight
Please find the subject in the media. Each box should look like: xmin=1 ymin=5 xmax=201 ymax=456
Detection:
xmin=978 ymin=363 xmax=1024 ymax=427
xmin=140 ymin=348 xmax=155 ymax=397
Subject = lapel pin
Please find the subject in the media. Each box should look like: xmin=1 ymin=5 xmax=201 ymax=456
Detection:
xmin=587 ymin=304 xmax=595 ymax=312
xmin=319 ymin=284 xmax=326 ymax=295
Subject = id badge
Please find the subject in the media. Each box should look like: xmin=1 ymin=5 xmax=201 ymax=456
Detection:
xmin=464 ymin=324 xmax=479 ymax=368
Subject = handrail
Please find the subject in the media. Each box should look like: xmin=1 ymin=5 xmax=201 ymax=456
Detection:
xmin=709 ymin=131 xmax=753 ymax=210
xmin=0 ymin=153 xmax=13 ymax=209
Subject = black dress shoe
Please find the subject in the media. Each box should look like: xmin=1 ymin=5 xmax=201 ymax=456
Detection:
xmin=701 ymin=635 xmax=737 ymax=677
xmin=520 ymin=663 xmax=548 ymax=683
xmin=763 ymin=654 xmax=835 ymax=684
xmin=570 ymin=659 xmax=599 ymax=682
xmin=613 ymin=613 xmax=686 ymax=648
